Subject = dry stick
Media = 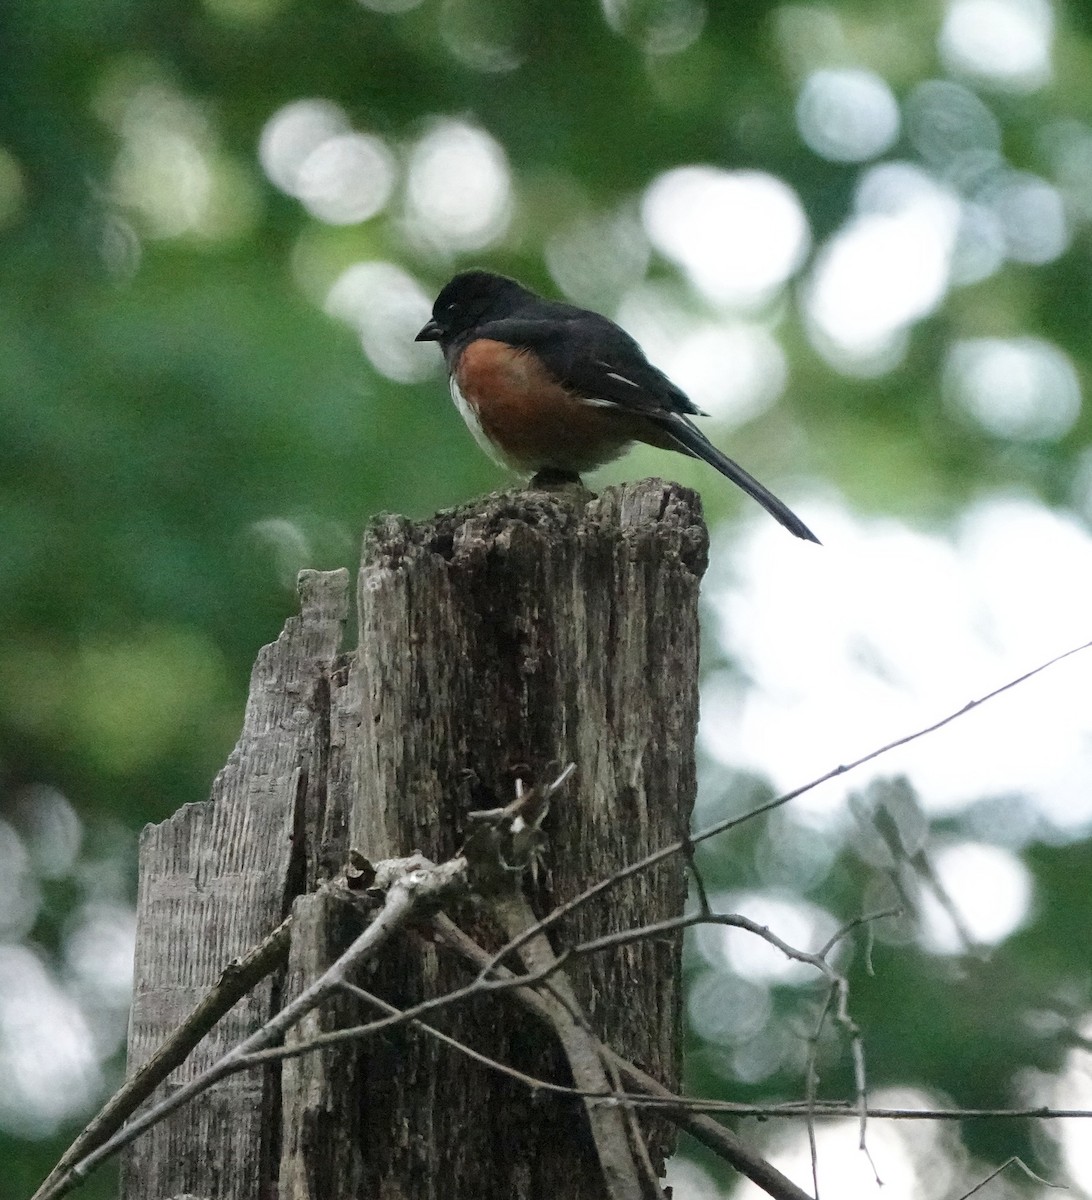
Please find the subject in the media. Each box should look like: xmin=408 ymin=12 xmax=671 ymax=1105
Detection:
xmin=228 ymin=911 xmax=887 ymax=1076
xmin=958 ymin=1155 xmax=1064 ymax=1199
xmin=570 ymin=909 xmax=899 ymax=965
xmin=811 ymin=916 xmax=880 ymax=1187
xmin=334 ymin=981 xmax=1092 ymax=1129
xmin=578 ymin=907 xmax=892 ymax=1173
xmin=237 ymin=945 xmax=576 ymax=1065
xmin=803 ymin=989 xmax=828 ymax=1200
xmin=537 ymin=1098 xmax=1092 ymax=1120
xmin=41 ymin=855 xmax=465 ymax=1200
xmin=792 ymin=913 xmax=896 ymax=1200
xmin=51 ymin=885 xmax=1084 ymax=1200
xmin=475 ymin=761 xmax=650 ymax=1198
xmin=29 ymin=915 xmax=293 ymax=1200
xmin=430 ymin=914 xmax=817 ymax=1200
xmin=476 ymin=638 xmax=1092 ymax=985
xmin=337 ymin=981 xmax=604 ymax=1099
xmin=43 ymin=645 xmax=1091 ymax=1199
xmin=489 ymin=885 xmax=648 ymax=1200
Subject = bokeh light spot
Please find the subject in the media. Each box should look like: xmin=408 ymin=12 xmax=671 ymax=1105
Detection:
xmin=731 ymin=1092 xmax=949 ymax=1200
xmin=949 ymin=201 xmax=1006 ymax=285
xmin=686 ymin=970 xmax=771 ymax=1045
xmin=294 ymin=132 xmax=396 ymax=225
xmin=796 ymin=68 xmax=901 ymax=164
xmin=615 ymin=286 xmax=788 ymax=421
xmin=945 ymin=336 xmax=1081 ymax=441
xmin=440 ymin=0 xmax=524 ymax=72
xmin=65 ymin=901 xmax=137 ymax=1010
xmin=693 ymin=890 xmax=840 ymax=984
xmin=260 ymin=102 xmax=396 ymax=226
xmin=663 ymin=1158 xmax=720 ymax=1199
xmin=326 ymin=261 xmax=436 ymax=383
xmin=919 ymin=841 xmax=1033 ymax=953
xmin=111 ymin=108 xmax=212 ymax=238
xmin=600 ymin=0 xmax=706 ymax=56
xmin=0 ymin=822 xmax=40 ymax=940
xmin=804 ymin=163 xmax=959 ymax=371
xmin=259 ymin=99 xmax=350 ymax=195
xmin=978 ymin=170 xmax=1069 ymax=264
xmin=704 ymin=497 xmax=1092 ymax=834
xmin=904 ymin=79 xmax=1002 ymax=176
xmin=642 ymin=167 xmax=809 ymax=308
xmin=99 ymin=77 xmax=253 ymax=242
xmin=1043 ymin=119 xmax=1092 ymax=224
xmin=0 ymin=946 xmax=101 ymax=1136
xmin=545 ymin=206 xmax=651 ymax=312
xmin=12 ymin=786 xmax=82 ymax=880
xmin=405 ymin=120 xmax=512 ymax=252
xmin=939 ymin=0 xmax=1053 ymax=92
xmin=1035 ymin=1027 xmax=1092 ymax=1195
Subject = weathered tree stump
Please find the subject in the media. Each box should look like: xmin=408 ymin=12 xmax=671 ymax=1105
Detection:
xmin=121 ymin=478 xmax=707 ymax=1200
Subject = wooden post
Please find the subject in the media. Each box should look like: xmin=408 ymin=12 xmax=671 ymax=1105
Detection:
xmin=121 ymin=479 xmax=707 ymax=1200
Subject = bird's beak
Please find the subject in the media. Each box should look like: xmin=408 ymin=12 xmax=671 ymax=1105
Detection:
xmin=415 ymin=319 xmax=442 ymax=342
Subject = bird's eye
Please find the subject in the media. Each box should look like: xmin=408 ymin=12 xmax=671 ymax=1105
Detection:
xmin=446 ymin=301 xmax=458 ymax=312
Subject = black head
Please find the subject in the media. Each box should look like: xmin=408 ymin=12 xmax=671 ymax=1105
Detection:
xmin=415 ymin=270 xmax=531 ymax=346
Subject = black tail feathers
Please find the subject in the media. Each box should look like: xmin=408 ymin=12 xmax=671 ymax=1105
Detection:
xmin=662 ymin=417 xmax=820 ymax=544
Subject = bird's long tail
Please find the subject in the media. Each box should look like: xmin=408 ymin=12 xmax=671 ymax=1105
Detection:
xmin=660 ymin=416 xmax=820 ymax=544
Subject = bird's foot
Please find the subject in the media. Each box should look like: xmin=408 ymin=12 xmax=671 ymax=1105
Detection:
xmin=527 ymin=468 xmax=587 ymax=492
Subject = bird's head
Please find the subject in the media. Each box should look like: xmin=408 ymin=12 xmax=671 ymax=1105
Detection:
xmin=415 ymin=270 xmax=529 ymax=346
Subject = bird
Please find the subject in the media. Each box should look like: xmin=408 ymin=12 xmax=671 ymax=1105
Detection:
xmin=415 ymin=270 xmax=819 ymax=543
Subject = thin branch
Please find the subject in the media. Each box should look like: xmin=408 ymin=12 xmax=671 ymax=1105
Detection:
xmin=488 ymin=884 xmax=647 ymax=1200
xmin=41 ymin=855 xmax=466 ymax=1200
xmin=570 ymin=909 xmax=898 ymax=971
xmin=430 ymin=914 xmax=817 ymax=1200
xmin=476 ymin=638 xmax=1092 ymax=982
xmin=572 ymin=1099 xmax=1092 ymax=1120
xmin=803 ymin=987 xmax=830 ymax=1200
xmin=958 ymin=1155 xmax=1064 ymax=1199
xmin=575 ymin=901 xmax=889 ymax=1190
xmin=238 ymin=946 xmax=574 ymax=1066
xmin=682 ymin=833 xmax=713 ymax=917
xmin=337 ymin=981 xmax=596 ymax=1100
xmin=30 ymin=914 xmax=292 ymax=1200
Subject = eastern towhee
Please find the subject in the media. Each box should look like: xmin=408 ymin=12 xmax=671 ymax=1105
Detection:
xmin=416 ymin=271 xmax=819 ymax=543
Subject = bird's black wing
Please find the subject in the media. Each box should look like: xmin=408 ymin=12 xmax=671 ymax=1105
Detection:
xmin=472 ymin=315 xmax=819 ymax=542
xmin=472 ymin=315 xmax=705 ymax=417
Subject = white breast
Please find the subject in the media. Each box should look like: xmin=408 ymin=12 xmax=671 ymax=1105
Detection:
xmin=450 ymin=377 xmax=513 ymax=469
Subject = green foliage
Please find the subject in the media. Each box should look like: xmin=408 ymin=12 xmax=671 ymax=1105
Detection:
xmin=3 ymin=0 xmax=1092 ymax=1195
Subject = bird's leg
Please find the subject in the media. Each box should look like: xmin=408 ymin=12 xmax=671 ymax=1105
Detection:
xmin=527 ymin=467 xmax=584 ymax=490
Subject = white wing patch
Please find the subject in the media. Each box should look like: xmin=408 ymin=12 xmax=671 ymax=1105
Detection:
xmin=593 ymin=359 xmax=642 ymax=391
xmin=606 ymin=370 xmax=640 ymax=389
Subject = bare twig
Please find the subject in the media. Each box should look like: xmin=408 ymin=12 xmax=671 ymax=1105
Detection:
xmin=476 ymin=639 xmax=1092 ymax=983
xmin=39 ymin=633 xmax=1092 ymax=1200
xmin=958 ymin=1155 xmax=1064 ymax=1198
xmin=482 ymin=769 xmax=647 ymax=1200
xmin=338 ymin=981 xmax=595 ymax=1099
xmin=682 ymin=834 xmax=713 ymax=917
xmin=570 ymin=908 xmax=898 ymax=969
xmin=238 ymin=945 xmax=574 ymax=1065
xmin=803 ymin=988 xmax=829 ymax=1200
xmin=40 ymin=855 xmax=467 ymax=1200
xmin=30 ymin=915 xmax=292 ymax=1200
xmin=430 ymin=914 xmax=817 ymax=1200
